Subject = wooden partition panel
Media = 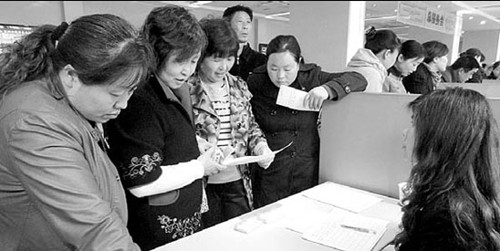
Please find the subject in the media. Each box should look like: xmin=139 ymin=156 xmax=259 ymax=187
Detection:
xmin=319 ymin=92 xmax=500 ymax=198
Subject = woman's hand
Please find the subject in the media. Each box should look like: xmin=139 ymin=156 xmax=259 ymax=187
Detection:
xmin=197 ymin=147 xmax=226 ymax=176
xmin=305 ymin=86 xmax=329 ymax=110
xmin=254 ymin=142 xmax=275 ymax=169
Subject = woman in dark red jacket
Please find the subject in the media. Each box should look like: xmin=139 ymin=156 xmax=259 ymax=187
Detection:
xmin=247 ymin=35 xmax=367 ymax=208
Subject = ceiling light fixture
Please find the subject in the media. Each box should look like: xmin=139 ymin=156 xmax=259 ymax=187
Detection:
xmin=188 ymin=1 xmax=212 ymax=8
xmin=452 ymin=1 xmax=500 ymax=25
xmin=469 ymin=16 xmax=474 ymax=20
xmin=480 ymin=20 xmax=487 ymax=25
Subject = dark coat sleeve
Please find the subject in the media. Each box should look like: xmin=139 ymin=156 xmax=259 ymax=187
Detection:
xmin=318 ymin=70 xmax=367 ymax=100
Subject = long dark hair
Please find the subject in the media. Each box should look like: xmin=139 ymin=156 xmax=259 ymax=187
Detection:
xmin=0 ymin=14 xmax=154 ymax=97
xmin=394 ymin=88 xmax=500 ymax=249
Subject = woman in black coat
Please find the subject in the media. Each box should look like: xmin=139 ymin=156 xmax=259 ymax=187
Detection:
xmin=247 ymin=35 xmax=367 ymax=208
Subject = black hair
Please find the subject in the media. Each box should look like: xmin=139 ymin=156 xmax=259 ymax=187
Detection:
xmin=364 ymin=27 xmax=401 ymax=54
xmin=422 ymin=40 xmax=449 ymax=64
xmin=198 ymin=18 xmax=238 ymax=60
xmin=451 ymin=55 xmax=480 ymax=72
xmin=223 ymin=5 xmax=253 ymax=22
xmin=141 ymin=5 xmax=207 ymax=70
xmin=266 ymin=35 xmax=302 ymax=64
xmin=460 ymin=48 xmax=485 ymax=62
xmin=0 ymin=14 xmax=154 ymax=97
xmin=399 ymin=40 xmax=425 ymax=60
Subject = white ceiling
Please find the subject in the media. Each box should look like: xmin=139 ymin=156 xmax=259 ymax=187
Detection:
xmin=169 ymin=1 xmax=500 ymax=33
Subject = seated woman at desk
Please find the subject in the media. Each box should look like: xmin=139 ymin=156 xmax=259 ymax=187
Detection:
xmin=441 ymin=55 xmax=480 ymax=83
xmin=403 ymin=40 xmax=449 ymax=94
xmin=383 ymin=40 xmax=425 ymax=93
xmin=394 ymin=87 xmax=500 ymax=250
xmin=345 ymin=26 xmax=401 ymax=93
xmin=247 ymin=35 xmax=367 ymax=208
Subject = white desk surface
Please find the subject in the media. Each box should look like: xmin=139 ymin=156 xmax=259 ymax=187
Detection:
xmin=153 ymin=182 xmax=402 ymax=251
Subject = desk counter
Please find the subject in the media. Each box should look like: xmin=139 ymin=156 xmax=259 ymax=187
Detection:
xmin=154 ymin=182 xmax=402 ymax=251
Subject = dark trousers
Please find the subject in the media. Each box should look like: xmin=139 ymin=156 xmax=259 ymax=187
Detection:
xmin=202 ymin=179 xmax=251 ymax=228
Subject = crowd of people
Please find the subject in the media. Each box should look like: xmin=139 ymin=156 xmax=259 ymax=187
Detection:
xmin=1 ymin=3 xmax=500 ymax=251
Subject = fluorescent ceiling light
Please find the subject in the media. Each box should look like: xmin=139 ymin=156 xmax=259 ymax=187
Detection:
xmin=189 ymin=1 xmax=212 ymax=8
xmin=452 ymin=1 xmax=500 ymax=24
xmin=266 ymin=12 xmax=290 ymax=18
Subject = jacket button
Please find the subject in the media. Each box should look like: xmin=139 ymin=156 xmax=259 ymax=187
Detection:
xmin=345 ymin=86 xmax=351 ymax=93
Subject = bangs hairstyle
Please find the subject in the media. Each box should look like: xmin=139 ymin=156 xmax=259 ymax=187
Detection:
xmin=141 ymin=5 xmax=207 ymax=70
xmin=199 ymin=18 xmax=238 ymax=60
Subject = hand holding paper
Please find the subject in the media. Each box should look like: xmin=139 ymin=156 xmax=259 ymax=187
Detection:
xmin=254 ymin=142 xmax=275 ymax=169
xmin=221 ymin=142 xmax=293 ymax=166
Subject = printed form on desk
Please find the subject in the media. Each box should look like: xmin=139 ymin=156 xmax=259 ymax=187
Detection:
xmin=302 ymin=210 xmax=388 ymax=251
xmin=301 ymin=182 xmax=382 ymax=213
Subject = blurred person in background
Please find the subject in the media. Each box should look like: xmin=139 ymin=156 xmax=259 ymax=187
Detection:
xmin=223 ymin=4 xmax=267 ymax=81
xmin=403 ymin=40 xmax=449 ymax=94
xmin=383 ymin=40 xmax=425 ymax=93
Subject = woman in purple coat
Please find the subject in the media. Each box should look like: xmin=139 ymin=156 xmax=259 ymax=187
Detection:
xmin=247 ymin=35 xmax=367 ymax=208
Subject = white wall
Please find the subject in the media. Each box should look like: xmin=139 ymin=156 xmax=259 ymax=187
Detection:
xmin=0 ymin=1 xmax=289 ymax=51
xmin=407 ymin=26 xmax=455 ymax=62
xmin=462 ymin=29 xmax=500 ymax=65
xmin=0 ymin=1 xmax=63 ymax=26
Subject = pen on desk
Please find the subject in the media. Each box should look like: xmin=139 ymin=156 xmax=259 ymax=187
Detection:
xmin=340 ymin=224 xmax=377 ymax=234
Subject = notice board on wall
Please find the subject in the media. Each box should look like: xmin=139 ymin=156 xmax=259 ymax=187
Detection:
xmin=0 ymin=24 xmax=36 ymax=53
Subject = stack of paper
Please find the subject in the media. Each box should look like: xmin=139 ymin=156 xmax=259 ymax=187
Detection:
xmin=301 ymin=182 xmax=382 ymax=213
xmin=302 ymin=211 xmax=388 ymax=251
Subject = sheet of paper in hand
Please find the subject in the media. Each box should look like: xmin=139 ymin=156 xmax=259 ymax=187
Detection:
xmin=221 ymin=141 xmax=293 ymax=166
xmin=276 ymin=85 xmax=320 ymax=112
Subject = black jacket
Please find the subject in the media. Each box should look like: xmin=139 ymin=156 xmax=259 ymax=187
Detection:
xmin=403 ymin=64 xmax=435 ymax=94
xmin=229 ymin=43 xmax=267 ymax=81
xmin=247 ymin=63 xmax=366 ymax=208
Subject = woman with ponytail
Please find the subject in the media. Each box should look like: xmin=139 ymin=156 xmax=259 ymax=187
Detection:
xmin=0 ymin=14 xmax=154 ymax=250
xmin=345 ymin=26 xmax=401 ymax=92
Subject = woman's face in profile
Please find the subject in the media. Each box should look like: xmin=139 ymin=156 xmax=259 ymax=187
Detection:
xmin=396 ymin=56 xmax=424 ymax=77
xmin=266 ymin=51 xmax=299 ymax=87
xmin=67 ymin=74 xmax=137 ymax=123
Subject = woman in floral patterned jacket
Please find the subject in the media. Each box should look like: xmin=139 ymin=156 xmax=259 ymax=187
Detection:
xmin=189 ymin=18 xmax=274 ymax=228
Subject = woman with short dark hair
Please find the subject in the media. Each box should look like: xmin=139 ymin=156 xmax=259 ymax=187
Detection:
xmin=105 ymin=5 xmax=223 ymax=250
xmin=188 ymin=18 xmax=274 ymax=228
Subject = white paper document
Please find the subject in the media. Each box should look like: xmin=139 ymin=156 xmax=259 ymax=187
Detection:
xmin=276 ymin=85 xmax=320 ymax=112
xmin=221 ymin=141 xmax=293 ymax=166
xmin=302 ymin=211 xmax=388 ymax=251
xmin=301 ymin=182 xmax=382 ymax=213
